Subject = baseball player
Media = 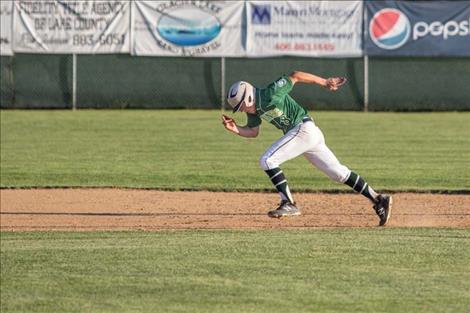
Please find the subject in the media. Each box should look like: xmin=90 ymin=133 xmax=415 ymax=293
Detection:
xmin=222 ymin=71 xmax=392 ymax=226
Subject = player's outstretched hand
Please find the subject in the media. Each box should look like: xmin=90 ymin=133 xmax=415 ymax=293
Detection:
xmin=221 ymin=114 xmax=237 ymax=133
xmin=325 ymin=77 xmax=347 ymax=91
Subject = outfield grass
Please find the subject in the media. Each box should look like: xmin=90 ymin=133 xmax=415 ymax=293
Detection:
xmin=1 ymin=229 xmax=469 ymax=313
xmin=1 ymin=110 xmax=469 ymax=191
xmin=1 ymin=111 xmax=469 ymax=313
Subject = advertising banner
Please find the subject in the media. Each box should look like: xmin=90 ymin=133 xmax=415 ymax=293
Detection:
xmin=365 ymin=0 xmax=470 ymax=56
xmin=0 ymin=0 xmax=13 ymax=56
xmin=132 ymin=0 xmax=245 ymax=57
xmin=13 ymin=0 xmax=130 ymax=53
xmin=246 ymin=0 xmax=363 ymax=57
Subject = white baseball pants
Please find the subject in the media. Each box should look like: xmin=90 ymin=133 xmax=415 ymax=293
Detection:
xmin=259 ymin=119 xmax=350 ymax=183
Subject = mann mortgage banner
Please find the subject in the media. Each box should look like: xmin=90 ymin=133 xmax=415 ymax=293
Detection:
xmin=13 ymin=0 xmax=130 ymax=53
xmin=0 ymin=0 xmax=13 ymax=56
xmin=246 ymin=0 xmax=363 ymax=57
xmin=365 ymin=0 xmax=470 ymax=56
xmin=132 ymin=0 xmax=245 ymax=57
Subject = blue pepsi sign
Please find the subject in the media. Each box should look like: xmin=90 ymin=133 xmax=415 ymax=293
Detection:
xmin=365 ymin=0 xmax=470 ymax=56
xmin=369 ymin=8 xmax=411 ymax=50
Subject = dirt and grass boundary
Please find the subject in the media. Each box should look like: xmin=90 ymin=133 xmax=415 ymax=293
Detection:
xmin=1 ymin=189 xmax=469 ymax=231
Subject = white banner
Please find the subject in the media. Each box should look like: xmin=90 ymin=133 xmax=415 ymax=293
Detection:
xmin=0 ymin=0 xmax=13 ymax=55
xmin=13 ymin=0 xmax=130 ymax=54
xmin=133 ymin=0 xmax=245 ymax=57
xmin=247 ymin=0 xmax=363 ymax=57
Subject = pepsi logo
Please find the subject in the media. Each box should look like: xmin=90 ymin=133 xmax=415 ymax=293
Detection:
xmin=370 ymin=8 xmax=411 ymax=50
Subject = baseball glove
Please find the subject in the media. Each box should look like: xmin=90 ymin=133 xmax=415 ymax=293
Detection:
xmin=326 ymin=77 xmax=347 ymax=91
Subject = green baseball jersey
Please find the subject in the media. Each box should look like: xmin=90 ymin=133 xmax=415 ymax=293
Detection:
xmin=246 ymin=75 xmax=308 ymax=134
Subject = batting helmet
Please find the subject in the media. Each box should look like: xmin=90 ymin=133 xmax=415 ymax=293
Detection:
xmin=227 ymin=81 xmax=254 ymax=113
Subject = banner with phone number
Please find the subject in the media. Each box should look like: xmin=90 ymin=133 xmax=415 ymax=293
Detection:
xmin=246 ymin=0 xmax=363 ymax=57
xmin=13 ymin=0 xmax=130 ymax=53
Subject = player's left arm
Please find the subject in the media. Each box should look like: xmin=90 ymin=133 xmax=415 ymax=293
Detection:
xmin=221 ymin=114 xmax=259 ymax=138
xmin=288 ymin=71 xmax=347 ymax=91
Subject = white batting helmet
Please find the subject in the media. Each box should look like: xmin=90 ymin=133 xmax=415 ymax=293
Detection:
xmin=227 ymin=81 xmax=254 ymax=113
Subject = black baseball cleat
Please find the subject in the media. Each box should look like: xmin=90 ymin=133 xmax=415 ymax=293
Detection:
xmin=373 ymin=195 xmax=392 ymax=226
xmin=268 ymin=200 xmax=301 ymax=218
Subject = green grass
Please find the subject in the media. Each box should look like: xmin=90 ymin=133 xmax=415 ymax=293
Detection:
xmin=1 ymin=110 xmax=469 ymax=191
xmin=1 ymin=229 xmax=469 ymax=313
xmin=2 ymin=111 xmax=468 ymax=313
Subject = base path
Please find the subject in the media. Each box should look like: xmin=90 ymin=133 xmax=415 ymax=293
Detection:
xmin=1 ymin=189 xmax=469 ymax=231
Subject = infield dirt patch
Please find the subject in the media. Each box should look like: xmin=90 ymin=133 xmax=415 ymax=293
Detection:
xmin=1 ymin=189 xmax=469 ymax=231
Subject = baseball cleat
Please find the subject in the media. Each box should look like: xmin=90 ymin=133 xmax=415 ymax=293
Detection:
xmin=373 ymin=195 xmax=392 ymax=226
xmin=268 ymin=200 xmax=301 ymax=218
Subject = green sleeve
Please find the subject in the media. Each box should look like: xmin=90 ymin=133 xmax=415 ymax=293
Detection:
xmin=268 ymin=75 xmax=294 ymax=97
xmin=246 ymin=113 xmax=261 ymax=128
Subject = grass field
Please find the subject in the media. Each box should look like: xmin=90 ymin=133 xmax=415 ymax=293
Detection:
xmin=1 ymin=110 xmax=469 ymax=313
xmin=1 ymin=110 xmax=469 ymax=191
xmin=1 ymin=229 xmax=470 ymax=313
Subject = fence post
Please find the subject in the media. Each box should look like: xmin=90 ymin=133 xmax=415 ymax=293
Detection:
xmin=364 ymin=55 xmax=369 ymax=112
xmin=72 ymin=53 xmax=77 ymax=111
xmin=9 ymin=56 xmax=15 ymax=106
xmin=220 ymin=56 xmax=226 ymax=111
xmin=363 ymin=6 xmax=369 ymax=112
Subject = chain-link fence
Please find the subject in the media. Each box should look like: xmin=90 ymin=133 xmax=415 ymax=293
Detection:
xmin=1 ymin=55 xmax=470 ymax=110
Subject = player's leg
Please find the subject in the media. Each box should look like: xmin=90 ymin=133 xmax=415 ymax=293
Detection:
xmin=259 ymin=123 xmax=312 ymax=217
xmin=263 ymin=167 xmax=294 ymax=204
xmin=343 ymin=171 xmax=379 ymax=203
xmin=302 ymin=126 xmax=378 ymax=200
xmin=343 ymin=171 xmax=392 ymax=226
xmin=303 ymin=126 xmax=392 ymax=225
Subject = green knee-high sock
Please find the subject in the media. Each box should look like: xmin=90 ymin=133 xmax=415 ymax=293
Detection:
xmin=265 ymin=168 xmax=294 ymax=203
xmin=344 ymin=171 xmax=379 ymax=203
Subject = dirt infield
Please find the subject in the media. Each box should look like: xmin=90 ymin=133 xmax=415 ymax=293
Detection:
xmin=1 ymin=189 xmax=469 ymax=231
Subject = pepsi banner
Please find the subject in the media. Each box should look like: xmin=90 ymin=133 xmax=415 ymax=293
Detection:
xmin=366 ymin=0 xmax=470 ymax=56
xmin=246 ymin=1 xmax=363 ymax=57
xmin=132 ymin=0 xmax=245 ymax=57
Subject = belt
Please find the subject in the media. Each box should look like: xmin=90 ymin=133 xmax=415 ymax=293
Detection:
xmin=302 ymin=116 xmax=313 ymax=123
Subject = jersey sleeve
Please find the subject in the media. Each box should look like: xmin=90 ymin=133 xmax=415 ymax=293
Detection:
xmin=269 ymin=75 xmax=294 ymax=97
xmin=246 ymin=113 xmax=261 ymax=128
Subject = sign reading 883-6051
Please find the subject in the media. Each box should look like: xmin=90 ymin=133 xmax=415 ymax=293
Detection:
xmin=73 ymin=33 xmax=126 ymax=46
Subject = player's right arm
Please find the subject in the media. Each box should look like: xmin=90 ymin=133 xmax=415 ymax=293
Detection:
xmin=289 ymin=71 xmax=346 ymax=91
xmin=221 ymin=115 xmax=259 ymax=138
xmin=289 ymin=71 xmax=327 ymax=87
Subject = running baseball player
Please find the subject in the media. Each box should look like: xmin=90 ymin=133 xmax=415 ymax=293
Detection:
xmin=222 ymin=71 xmax=392 ymax=226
